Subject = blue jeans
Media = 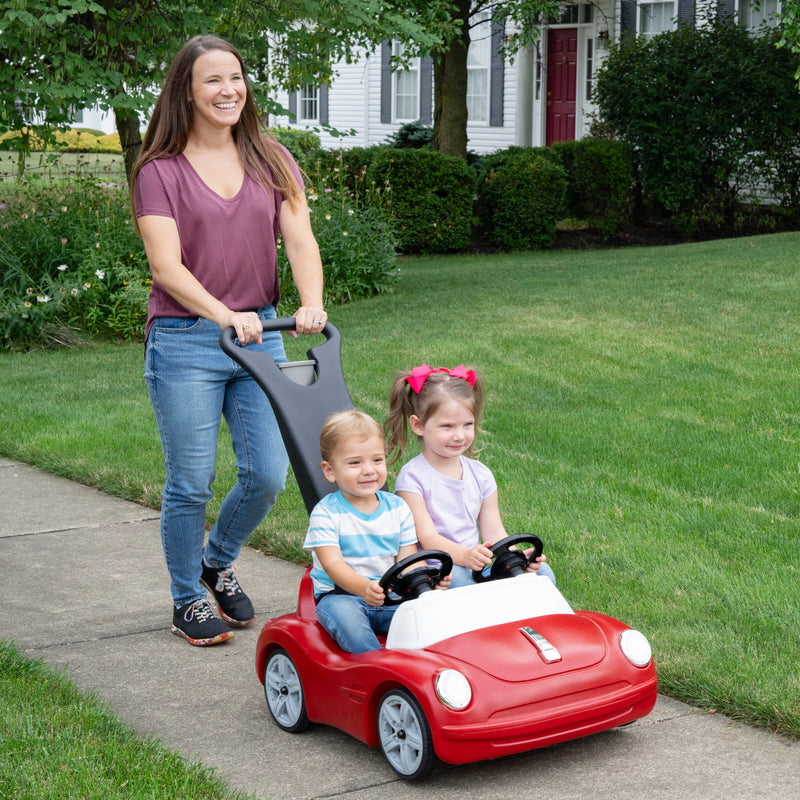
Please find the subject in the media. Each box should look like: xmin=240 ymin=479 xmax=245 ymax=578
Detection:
xmin=144 ymin=308 xmax=289 ymax=608
xmin=449 ymin=561 xmax=557 ymax=589
xmin=315 ymin=593 xmax=397 ymax=653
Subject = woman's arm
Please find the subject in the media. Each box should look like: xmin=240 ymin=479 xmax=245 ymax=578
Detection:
xmin=279 ymin=192 xmax=326 ymax=336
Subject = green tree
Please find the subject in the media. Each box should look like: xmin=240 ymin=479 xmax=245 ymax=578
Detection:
xmin=778 ymin=0 xmax=800 ymax=79
xmin=595 ymin=18 xmax=800 ymax=230
xmin=384 ymin=0 xmax=558 ymax=158
xmin=0 ymin=0 xmax=442 ymax=181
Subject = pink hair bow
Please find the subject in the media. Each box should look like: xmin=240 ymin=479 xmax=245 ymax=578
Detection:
xmin=406 ymin=363 xmax=477 ymax=394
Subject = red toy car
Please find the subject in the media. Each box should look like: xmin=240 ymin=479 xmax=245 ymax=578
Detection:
xmin=255 ymin=538 xmax=657 ymax=780
xmin=219 ymin=322 xmax=657 ymax=780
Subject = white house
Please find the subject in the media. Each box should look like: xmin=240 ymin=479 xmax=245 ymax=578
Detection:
xmin=271 ymin=0 xmax=781 ymax=154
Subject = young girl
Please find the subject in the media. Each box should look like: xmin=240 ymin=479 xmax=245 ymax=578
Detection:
xmin=386 ymin=364 xmax=556 ymax=589
xmin=303 ymin=409 xmax=450 ymax=653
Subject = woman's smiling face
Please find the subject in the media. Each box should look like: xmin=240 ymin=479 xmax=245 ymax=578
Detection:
xmin=189 ymin=49 xmax=246 ymax=131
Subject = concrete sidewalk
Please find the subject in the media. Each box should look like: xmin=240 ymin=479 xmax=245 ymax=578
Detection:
xmin=2 ymin=457 xmax=798 ymax=800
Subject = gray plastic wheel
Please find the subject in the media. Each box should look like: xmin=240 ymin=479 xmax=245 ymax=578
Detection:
xmin=263 ymin=648 xmax=311 ymax=733
xmin=377 ymin=688 xmax=437 ymax=780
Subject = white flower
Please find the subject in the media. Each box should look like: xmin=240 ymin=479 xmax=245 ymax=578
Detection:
xmin=37 ymin=295 xmax=50 ymax=303
xmin=57 ymin=264 xmax=68 ymax=271
xmin=95 ymin=270 xmax=105 ymax=279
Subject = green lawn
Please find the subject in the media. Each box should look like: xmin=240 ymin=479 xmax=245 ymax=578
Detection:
xmin=1 ymin=233 xmax=798 ymax=796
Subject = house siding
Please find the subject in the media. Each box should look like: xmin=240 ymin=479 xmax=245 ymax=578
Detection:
xmin=269 ymin=0 xmax=771 ymax=155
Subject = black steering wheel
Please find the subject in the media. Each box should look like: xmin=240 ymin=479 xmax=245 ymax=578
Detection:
xmin=379 ymin=550 xmax=453 ymax=606
xmin=472 ymin=534 xmax=544 ymax=583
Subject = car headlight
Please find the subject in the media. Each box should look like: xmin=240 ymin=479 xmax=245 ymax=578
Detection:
xmin=620 ymin=629 xmax=652 ymax=667
xmin=435 ymin=669 xmax=472 ymax=710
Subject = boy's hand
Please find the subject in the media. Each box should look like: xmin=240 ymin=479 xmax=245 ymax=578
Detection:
xmin=363 ymin=579 xmax=386 ymax=607
xmin=435 ymin=574 xmax=452 ymax=591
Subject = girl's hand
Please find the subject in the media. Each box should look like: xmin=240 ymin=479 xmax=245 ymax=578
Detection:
xmin=291 ymin=305 xmax=327 ymax=337
xmin=363 ymin=579 xmax=386 ymax=607
xmin=464 ymin=543 xmax=493 ymax=572
xmin=524 ymin=550 xmax=548 ymax=573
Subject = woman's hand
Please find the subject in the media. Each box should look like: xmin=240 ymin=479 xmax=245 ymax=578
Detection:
xmin=291 ymin=305 xmax=327 ymax=337
xmin=226 ymin=310 xmax=263 ymax=345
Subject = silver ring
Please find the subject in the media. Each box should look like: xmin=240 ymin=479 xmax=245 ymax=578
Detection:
xmin=313 ymin=318 xmax=322 ymax=324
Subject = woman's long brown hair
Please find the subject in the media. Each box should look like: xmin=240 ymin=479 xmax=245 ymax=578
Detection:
xmin=130 ymin=34 xmax=301 ymax=233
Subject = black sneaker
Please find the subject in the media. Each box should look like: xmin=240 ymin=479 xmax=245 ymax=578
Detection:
xmin=200 ymin=562 xmax=255 ymax=627
xmin=172 ymin=599 xmax=234 ymax=646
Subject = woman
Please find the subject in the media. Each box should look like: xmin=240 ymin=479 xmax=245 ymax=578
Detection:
xmin=131 ymin=35 xmax=326 ymax=646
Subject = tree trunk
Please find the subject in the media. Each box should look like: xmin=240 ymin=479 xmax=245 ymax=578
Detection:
xmin=433 ymin=2 xmax=470 ymax=159
xmin=114 ymin=108 xmax=142 ymax=186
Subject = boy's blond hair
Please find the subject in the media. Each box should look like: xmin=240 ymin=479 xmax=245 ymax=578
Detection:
xmin=320 ymin=409 xmax=385 ymax=463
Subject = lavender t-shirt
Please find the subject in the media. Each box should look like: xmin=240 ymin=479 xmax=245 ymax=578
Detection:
xmin=133 ymin=149 xmax=303 ymax=340
xmin=394 ymin=453 xmax=497 ymax=548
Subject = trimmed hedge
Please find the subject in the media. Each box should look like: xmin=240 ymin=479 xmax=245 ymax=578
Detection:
xmin=476 ymin=148 xmax=567 ymax=250
xmin=553 ymin=138 xmax=633 ymax=236
xmin=0 ymin=128 xmax=122 ymax=153
xmin=365 ymin=149 xmax=475 ymax=253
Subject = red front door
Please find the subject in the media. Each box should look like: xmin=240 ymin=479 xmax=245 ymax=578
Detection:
xmin=546 ymin=28 xmax=578 ymax=146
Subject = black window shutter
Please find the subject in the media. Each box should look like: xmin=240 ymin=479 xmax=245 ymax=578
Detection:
xmin=380 ymin=40 xmax=392 ymax=123
xmin=490 ymin=21 xmax=505 ymax=127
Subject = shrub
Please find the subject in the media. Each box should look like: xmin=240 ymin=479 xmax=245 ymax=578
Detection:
xmin=302 ymin=146 xmax=386 ymax=201
xmin=383 ymin=120 xmax=434 ymax=149
xmin=278 ymin=172 xmax=398 ymax=308
xmin=476 ymin=148 xmax=567 ymax=250
xmin=365 ymin=149 xmax=475 ymax=253
xmin=1 ymin=174 xmax=398 ymax=350
xmin=95 ymin=133 xmax=123 ymax=154
xmin=595 ymin=20 xmax=800 ymax=233
xmin=553 ymin=138 xmax=634 ymax=237
xmin=0 ymin=129 xmax=110 ymax=153
xmin=269 ymin=127 xmax=321 ymax=161
xmin=0 ymin=182 xmax=150 ymax=349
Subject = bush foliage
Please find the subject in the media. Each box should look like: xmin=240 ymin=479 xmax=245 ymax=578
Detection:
xmin=553 ymin=138 xmax=634 ymax=236
xmin=1 ymin=170 xmax=398 ymax=351
xmin=476 ymin=147 xmax=567 ymax=250
xmin=0 ymin=128 xmax=122 ymax=153
xmin=0 ymin=181 xmax=150 ymax=349
xmin=365 ymin=149 xmax=475 ymax=253
xmin=595 ymin=20 xmax=800 ymax=232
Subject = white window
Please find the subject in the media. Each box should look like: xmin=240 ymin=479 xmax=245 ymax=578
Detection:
xmin=298 ymin=85 xmax=318 ymax=122
xmin=393 ymin=42 xmax=420 ymax=121
xmin=467 ymin=15 xmax=491 ymax=123
xmin=639 ymin=0 xmax=676 ymax=39
xmin=739 ymin=0 xmax=780 ymax=31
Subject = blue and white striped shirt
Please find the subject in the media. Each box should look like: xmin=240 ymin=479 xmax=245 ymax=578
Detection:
xmin=303 ymin=490 xmax=418 ymax=596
